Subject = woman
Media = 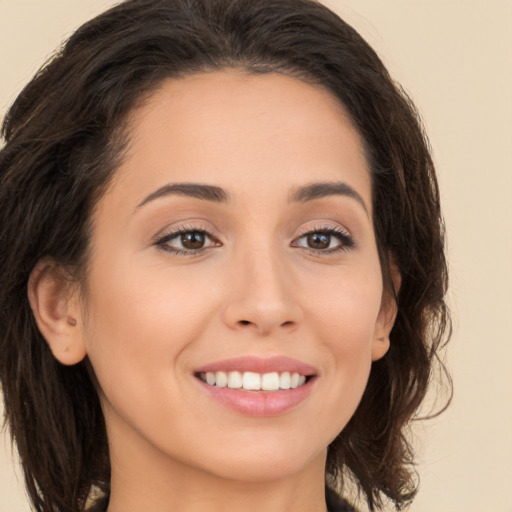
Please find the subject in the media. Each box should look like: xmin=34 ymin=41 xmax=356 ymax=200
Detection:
xmin=0 ymin=0 xmax=450 ymax=511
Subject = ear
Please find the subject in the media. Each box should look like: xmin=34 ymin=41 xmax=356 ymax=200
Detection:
xmin=28 ymin=259 xmax=86 ymax=365
xmin=372 ymin=258 xmax=401 ymax=362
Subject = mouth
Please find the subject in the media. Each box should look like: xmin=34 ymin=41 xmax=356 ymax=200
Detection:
xmin=195 ymin=370 xmax=311 ymax=392
xmin=192 ymin=356 xmax=317 ymax=416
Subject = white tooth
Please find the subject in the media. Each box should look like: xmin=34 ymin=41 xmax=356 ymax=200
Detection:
xmin=227 ymin=371 xmax=243 ymax=389
xmin=290 ymin=372 xmax=300 ymax=388
xmin=215 ymin=371 xmax=228 ymax=387
xmin=298 ymin=375 xmax=306 ymax=386
xmin=242 ymin=372 xmax=261 ymax=390
xmin=279 ymin=371 xmax=291 ymax=389
xmin=261 ymin=372 xmax=280 ymax=391
xmin=206 ymin=372 xmax=216 ymax=385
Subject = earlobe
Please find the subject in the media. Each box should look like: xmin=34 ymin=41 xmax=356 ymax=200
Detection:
xmin=372 ymin=299 xmax=395 ymax=361
xmin=371 ymin=335 xmax=391 ymax=361
xmin=28 ymin=260 xmax=86 ymax=365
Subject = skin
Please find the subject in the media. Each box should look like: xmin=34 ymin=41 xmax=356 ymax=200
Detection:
xmin=29 ymin=71 xmax=396 ymax=512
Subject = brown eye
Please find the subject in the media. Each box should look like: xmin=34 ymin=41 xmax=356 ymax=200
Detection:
xmin=181 ymin=231 xmax=206 ymax=249
xmin=155 ymin=228 xmax=218 ymax=254
xmin=306 ymin=233 xmax=330 ymax=249
xmin=292 ymin=227 xmax=355 ymax=253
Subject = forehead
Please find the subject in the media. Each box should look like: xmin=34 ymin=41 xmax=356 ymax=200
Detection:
xmin=108 ymin=70 xmax=371 ymax=211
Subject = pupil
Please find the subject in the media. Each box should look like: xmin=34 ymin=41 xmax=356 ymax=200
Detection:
xmin=307 ymin=233 xmax=330 ymax=249
xmin=181 ymin=232 xmax=205 ymax=249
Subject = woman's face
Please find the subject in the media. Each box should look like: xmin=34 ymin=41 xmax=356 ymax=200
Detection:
xmin=77 ymin=71 xmax=391 ymax=483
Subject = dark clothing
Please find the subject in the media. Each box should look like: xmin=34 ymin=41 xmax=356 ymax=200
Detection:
xmin=326 ymin=486 xmax=358 ymax=512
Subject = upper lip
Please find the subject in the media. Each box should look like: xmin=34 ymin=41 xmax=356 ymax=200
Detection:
xmin=194 ymin=356 xmax=317 ymax=376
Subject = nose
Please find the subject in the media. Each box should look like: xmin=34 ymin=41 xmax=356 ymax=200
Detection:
xmin=221 ymin=246 xmax=303 ymax=336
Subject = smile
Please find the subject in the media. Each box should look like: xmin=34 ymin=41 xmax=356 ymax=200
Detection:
xmin=196 ymin=371 xmax=308 ymax=391
xmin=193 ymin=356 xmax=317 ymax=416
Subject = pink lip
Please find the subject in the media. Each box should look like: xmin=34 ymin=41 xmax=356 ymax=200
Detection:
xmin=193 ymin=356 xmax=317 ymax=417
xmin=196 ymin=378 xmax=315 ymax=417
xmin=194 ymin=355 xmax=317 ymax=376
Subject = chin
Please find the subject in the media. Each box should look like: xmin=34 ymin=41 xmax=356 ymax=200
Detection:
xmin=192 ymin=435 xmax=327 ymax=483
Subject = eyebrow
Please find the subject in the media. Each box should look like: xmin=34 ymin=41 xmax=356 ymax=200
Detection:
xmin=289 ymin=182 xmax=369 ymax=215
xmin=136 ymin=180 xmax=368 ymax=215
xmin=137 ymin=183 xmax=230 ymax=208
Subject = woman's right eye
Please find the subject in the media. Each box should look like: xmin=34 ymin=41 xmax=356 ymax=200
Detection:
xmin=154 ymin=228 xmax=219 ymax=254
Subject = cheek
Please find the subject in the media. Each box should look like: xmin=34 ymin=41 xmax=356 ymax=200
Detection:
xmin=303 ymin=265 xmax=382 ymax=415
xmin=307 ymin=264 xmax=383 ymax=346
xmin=79 ymin=269 xmax=209 ymax=446
xmin=87 ymin=253 xmax=211 ymax=334
xmin=80 ymin=251 xmax=237 ymax=416
xmin=80 ymin=261 xmax=211 ymax=396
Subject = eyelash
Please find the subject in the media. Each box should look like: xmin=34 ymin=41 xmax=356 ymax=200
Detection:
xmin=153 ymin=224 xmax=355 ymax=255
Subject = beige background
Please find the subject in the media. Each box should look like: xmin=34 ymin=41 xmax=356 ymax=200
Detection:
xmin=1 ymin=1 xmax=511 ymax=511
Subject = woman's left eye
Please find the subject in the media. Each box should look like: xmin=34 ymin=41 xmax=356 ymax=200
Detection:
xmin=292 ymin=227 xmax=354 ymax=253
xmin=154 ymin=228 xmax=218 ymax=254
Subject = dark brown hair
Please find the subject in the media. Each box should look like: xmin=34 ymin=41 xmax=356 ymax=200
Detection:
xmin=0 ymin=0 xmax=450 ymax=511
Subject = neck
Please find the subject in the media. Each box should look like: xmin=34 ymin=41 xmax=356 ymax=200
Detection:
xmin=108 ymin=468 xmax=328 ymax=512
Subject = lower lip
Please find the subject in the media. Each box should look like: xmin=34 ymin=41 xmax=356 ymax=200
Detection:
xmin=196 ymin=378 xmax=315 ymax=417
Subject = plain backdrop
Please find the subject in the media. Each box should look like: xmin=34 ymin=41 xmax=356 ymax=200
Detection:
xmin=1 ymin=1 xmax=511 ymax=511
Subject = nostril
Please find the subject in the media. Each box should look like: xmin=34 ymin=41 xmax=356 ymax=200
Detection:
xmin=239 ymin=320 xmax=251 ymax=326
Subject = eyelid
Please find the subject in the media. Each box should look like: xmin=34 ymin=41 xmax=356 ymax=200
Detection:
xmin=151 ymin=217 xmax=219 ymax=244
xmin=295 ymin=222 xmax=351 ymax=239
